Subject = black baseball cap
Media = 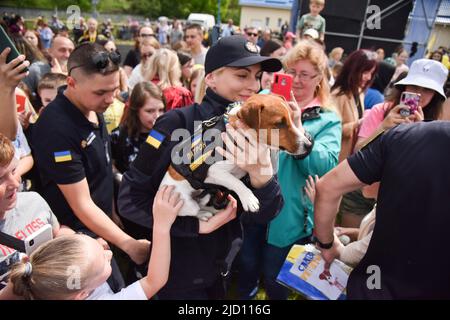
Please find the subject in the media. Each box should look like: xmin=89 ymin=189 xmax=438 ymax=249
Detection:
xmin=205 ymin=35 xmax=282 ymax=75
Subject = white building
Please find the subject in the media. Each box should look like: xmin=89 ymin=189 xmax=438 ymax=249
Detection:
xmin=429 ymin=0 xmax=450 ymax=51
xmin=239 ymin=0 xmax=293 ymax=32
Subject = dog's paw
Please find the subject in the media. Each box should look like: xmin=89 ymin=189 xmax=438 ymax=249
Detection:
xmin=197 ymin=210 xmax=214 ymax=221
xmin=198 ymin=194 xmax=211 ymax=207
xmin=240 ymin=192 xmax=260 ymax=213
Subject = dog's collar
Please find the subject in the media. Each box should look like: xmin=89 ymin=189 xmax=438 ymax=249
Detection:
xmin=223 ymin=101 xmax=243 ymax=125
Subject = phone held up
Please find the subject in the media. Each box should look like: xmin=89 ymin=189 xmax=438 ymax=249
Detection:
xmin=0 ymin=25 xmax=28 ymax=73
xmin=271 ymin=73 xmax=293 ymax=101
xmin=24 ymin=224 xmax=53 ymax=255
xmin=399 ymin=91 xmax=421 ymax=117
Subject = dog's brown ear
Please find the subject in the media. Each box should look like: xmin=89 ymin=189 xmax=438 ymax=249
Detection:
xmin=237 ymin=102 xmax=262 ymax=130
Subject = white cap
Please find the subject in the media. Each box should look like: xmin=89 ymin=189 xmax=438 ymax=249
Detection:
xmin=303 ymin=28 xmax=319 ymax=40
xmin=395 ymin=59 xmax=448 ymax=99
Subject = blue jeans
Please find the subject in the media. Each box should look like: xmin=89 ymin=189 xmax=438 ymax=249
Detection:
xmin=238 ymin=223 xmax=311 ymax=300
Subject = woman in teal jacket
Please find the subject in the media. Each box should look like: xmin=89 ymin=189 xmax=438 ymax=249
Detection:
xmin=238 ymin=40 xmax=342 ymax=300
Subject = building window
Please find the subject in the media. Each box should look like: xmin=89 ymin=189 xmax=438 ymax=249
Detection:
xmin=266 ymin=17 xmax=270 ymax=27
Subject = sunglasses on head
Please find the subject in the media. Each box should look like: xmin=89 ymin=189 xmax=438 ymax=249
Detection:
xmin=247 ymin=32 xmax=258 ymax=37
xmin=140 ymin=33 xmax=155 ymax=38
xmin=68 ymin=51 xmax=121 ymax=75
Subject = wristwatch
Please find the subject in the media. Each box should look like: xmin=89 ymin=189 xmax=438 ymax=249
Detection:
xmin=312 ymin=235 xmax=334 ymax=249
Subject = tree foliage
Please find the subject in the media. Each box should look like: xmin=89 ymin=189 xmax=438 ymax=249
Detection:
xmin=3 ymin=0 xmax=241 ymax=24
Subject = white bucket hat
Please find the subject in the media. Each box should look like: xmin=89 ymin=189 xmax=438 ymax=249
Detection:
xmin=395 ymin=58 xmax=448 ymax=99
xmin=303 ymin=28 xmax=319 ymax=40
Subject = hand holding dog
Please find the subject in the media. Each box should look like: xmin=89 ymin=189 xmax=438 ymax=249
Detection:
xmin=218 ymin=121 xmax=273 ymax=188
xmin=199 ymin=195 xmax=237 ymax=234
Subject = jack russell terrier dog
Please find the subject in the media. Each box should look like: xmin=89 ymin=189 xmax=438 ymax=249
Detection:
xmin=159 ymin=94 xmax=313 ymax=220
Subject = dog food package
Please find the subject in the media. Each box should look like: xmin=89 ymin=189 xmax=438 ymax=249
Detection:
xmin=276 ymin=244 xmax=352 ymax=300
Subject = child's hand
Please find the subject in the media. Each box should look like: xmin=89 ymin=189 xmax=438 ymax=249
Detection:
xmin=18 ymin=111 xmax=32 ymax=130
xmin=304 ymin=175 xmax=319 ymax=204
xmin=152 ymin=185 xmax=184 ymax=232
xmin=334 ymin=226 xmax=359 ymax=242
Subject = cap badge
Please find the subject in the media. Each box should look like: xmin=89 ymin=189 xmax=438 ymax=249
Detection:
xmin=245 ymin=41 xmax=259 ymax=53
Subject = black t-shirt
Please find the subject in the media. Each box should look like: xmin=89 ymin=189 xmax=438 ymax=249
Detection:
xmin=123 ymin=48 xmax=140 ymax=69
xmin=347 ymin=121 xmax=450 ymax=299
xmin=32 ymin=87 xmax=113 ymax=232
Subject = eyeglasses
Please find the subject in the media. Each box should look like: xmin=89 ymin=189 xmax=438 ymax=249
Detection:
xmin=68 ymin=51 xmax=121 ymax=75
xmin=285 ymin=69 xmax=320 ymax=81
xmin=247 ymin=32 xmax=258 ymax=37
xmin=140 ymin=33 xmax=155 ymax=38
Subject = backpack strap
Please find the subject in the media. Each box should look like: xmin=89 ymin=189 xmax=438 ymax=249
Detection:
xmin=0 ymin=231 xmax=26 ymax=253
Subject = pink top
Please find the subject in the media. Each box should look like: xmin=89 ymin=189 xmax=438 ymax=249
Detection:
xmin=358 ymin=102 xmax=393 ymax=139
xmin=302 ymin=97 xmax=322 ymax=111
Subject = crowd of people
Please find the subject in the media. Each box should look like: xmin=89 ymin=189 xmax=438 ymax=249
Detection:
xmin=0 ymin=0 xmax=450 ymax=300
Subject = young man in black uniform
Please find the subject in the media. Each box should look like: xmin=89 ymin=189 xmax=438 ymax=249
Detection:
xmin=314 ymin=121 xmax=450 ymax=299
xmin=32 ymin=43 xmax=150 ymax=273
xmin=118 ymin=35 xmax=287 ymax=299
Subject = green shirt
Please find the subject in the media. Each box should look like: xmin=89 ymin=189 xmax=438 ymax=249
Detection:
xmin=268 ymin=108 xmax=341 ymax=248
xmin=298 ymin=13 xmax=326 ymax=35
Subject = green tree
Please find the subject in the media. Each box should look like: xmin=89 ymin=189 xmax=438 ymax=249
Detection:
xmin=129 ymin=0 xmax=161 ymax=18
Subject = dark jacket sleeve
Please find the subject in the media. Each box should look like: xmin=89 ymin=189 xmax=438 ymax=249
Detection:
xmin=240 ymin=175 xmax=284 ymax=225
xmin=118 ymin=165 xmax=200 ymax=237
xmin=117 ymin=110 xmax=200 ymax=238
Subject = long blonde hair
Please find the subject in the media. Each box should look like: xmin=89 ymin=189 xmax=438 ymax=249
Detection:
xmin=9 ymin=235 xmax=93 ymax=300
xmin=142 ymin=48 xmax=182 ymax=90
xmin=329 ymin=47 xmax=344 ymax=61
xmin=283 ymin=39 xmax=334 ymax=111
xmin=190 ymin=66 xmax=206 ymax=104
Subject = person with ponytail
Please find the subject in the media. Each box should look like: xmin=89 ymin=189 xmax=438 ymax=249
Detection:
xmin=1 ymin=185 xmax=183 ymax=300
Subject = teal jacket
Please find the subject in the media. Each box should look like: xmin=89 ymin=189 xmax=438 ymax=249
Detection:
xmin=268 ymin=107 xmax=342 ymax=248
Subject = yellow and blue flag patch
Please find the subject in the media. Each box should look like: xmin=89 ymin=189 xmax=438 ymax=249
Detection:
xmin=146 ymin=129 xmax=165 ymax=149
xmin=54 ymin=151 xmax=72 ymax=163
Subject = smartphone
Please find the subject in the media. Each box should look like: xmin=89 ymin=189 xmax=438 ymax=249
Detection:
xmin=271 ymin=73 xmax=293 ymax=101
xmin=24 ymin=224 xmax=53 ymax=255
xmin=0 ymin=25 xmax=28 ymax=72
xmin=399 ymin=91 xmax=421 ymax=117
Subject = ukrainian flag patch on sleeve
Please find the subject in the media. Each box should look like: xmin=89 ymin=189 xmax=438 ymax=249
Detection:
xmin=54 ymin=150 xmax=72 ymax=163
xmin=146 ymin=129 xmax=165 ymax=149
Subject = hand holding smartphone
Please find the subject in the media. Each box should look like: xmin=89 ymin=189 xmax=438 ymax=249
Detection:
xmin=0 ymin=25 xmax=29 ymax=73
xmin=399 ymin=91 xmax=421 ymax=117
xmin=271 ymin=73 xmax=293 ymax=101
